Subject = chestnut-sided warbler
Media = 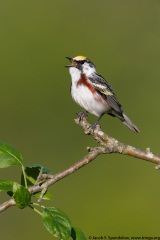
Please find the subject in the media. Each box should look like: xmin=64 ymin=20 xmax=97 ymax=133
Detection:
xmin=65 ymin=55 xmax=140 ymax=133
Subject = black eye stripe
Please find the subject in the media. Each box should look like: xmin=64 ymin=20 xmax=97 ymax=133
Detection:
xmin=79 ymin=60 xmax=85 ymax=64
xmin=76 ymin=59 xmax=92 ymax=65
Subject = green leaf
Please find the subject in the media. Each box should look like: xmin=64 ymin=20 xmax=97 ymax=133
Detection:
xmin=13 ymin=183 xmax=31 ymax=209
xmin=7 ymin=191 xmax=13 ymax=197
xmin=71 ymin=227 xmax=87 ymax=240
xmin=33 ymin=191 xmax=53 ymax=200
xmin=42 ymin=207 xmax=72 ymax=240
xmin=21 ymin=164 xmax=50 ymax=186
xmin=0 ymin=142 xmax=23 ymax=168
xmin=26 ymin=164 xmax=50 ymax=174
xmin=0 ymin=179 xmax=14 ymax=191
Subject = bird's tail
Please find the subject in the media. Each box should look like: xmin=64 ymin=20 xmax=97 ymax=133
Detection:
xmin=109 ymin=110 xmax=140 ymax=133
xmin=122 ymin=113 xmax=140 ymax=133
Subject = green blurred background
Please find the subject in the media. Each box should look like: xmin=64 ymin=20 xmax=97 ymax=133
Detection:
xmin=0 ymin=0 xmax=160 ymax=239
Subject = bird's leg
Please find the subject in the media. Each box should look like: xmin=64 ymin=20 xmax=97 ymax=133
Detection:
xmin=76 ymin=111 xmax=88 ymax=123
xmin=91 ymin=113 xmax=105 ymax=130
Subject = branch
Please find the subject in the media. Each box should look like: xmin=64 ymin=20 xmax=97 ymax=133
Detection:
xmin=0 ymin=114 xmax=160 ymax=212
xmin=0 ymin=146 xmax=104 ymax=212
xmin=0 ymin=199 xmax=16 ymax=212
xmin=74 ymin=114 xmax=160 ymax=165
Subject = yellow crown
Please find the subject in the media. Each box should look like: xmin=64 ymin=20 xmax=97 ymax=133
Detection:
xmin=73 ymin=55 xmax=87 ymax=61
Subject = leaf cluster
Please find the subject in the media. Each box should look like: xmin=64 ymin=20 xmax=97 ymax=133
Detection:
xmin=0 ymin=142 xmax=86 ymax=240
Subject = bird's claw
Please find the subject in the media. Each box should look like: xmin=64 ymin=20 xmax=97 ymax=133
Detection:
xmin=87 ymin=122 xmax=100 ymax=134
xmin=76 ymin=111 xmax=88 ymax=123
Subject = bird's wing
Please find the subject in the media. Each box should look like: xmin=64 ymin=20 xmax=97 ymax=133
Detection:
xmin=88 ymin=73 xmax=123 ymax=114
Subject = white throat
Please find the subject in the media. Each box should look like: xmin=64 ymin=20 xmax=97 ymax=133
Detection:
xmin=69 ymin=67 xmax=81 ymax=83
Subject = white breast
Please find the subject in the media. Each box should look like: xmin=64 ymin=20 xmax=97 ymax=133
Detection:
xmin=70 ymin=68 xmax=110 ymax=117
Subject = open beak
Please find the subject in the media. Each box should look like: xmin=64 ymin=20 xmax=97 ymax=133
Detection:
xmin=65 ymin=57 xmax=73 ymax=68
xmin=66 ymin=57 xmax=73 ymax=61
xmin=65 ymin=56 xmax=78 ymax=68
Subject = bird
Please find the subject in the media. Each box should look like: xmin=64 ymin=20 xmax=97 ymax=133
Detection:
xmin=65 ymin=55 xmax=140 ymax=133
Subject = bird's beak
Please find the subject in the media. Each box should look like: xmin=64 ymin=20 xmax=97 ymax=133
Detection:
xmin=65 ymin=57 xmax=74 ymax=68
xmin=66 ymin=57 xmax=73 ymax=61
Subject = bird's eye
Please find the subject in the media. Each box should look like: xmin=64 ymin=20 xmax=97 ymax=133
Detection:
xmin=79 ymin=60 xmax=85 ymax=64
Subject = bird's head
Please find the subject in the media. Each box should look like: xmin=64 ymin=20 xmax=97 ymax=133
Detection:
xmin=65 ymin=55 xmax=96 ymax=76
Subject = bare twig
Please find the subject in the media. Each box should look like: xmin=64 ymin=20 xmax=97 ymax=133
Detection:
xmin=74 ymin=115 xmax=160 ymax=165
xmin=0 ymin=114 xmax=160 ymax=212
xmin=0 ymin=199 xmax=16 ymax=211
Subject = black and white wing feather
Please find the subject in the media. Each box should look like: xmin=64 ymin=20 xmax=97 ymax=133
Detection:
xmin=88 ymin=73 xmax=123 ymax=115
xmin=88 ymin=73 xmax=140 ymax=132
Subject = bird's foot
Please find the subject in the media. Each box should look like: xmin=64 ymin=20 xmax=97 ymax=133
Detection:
xmin=76 ymin=111 xmax=88 ymax=123
xmin=86 ymin=121 xmax=101 ymax=134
